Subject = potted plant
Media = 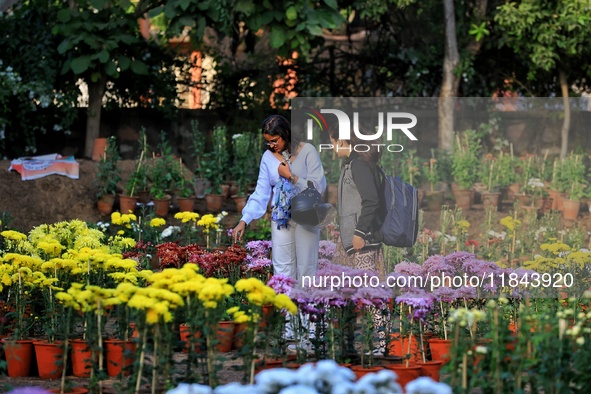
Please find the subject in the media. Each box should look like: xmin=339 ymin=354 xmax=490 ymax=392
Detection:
xmin=422 ymin=150 xmax=444 ymax=211
xmin=451 ymin=131 xmax=481 ymax=210
xmin=96 ymin=136 xmax=121 ymax=215
xmin=559 ymin=153 xmax=587 ymax=220
xmin=148 ymin=133 xmax=181 ymax=216
xmin=478 ymin=154 xmax=502 ymax=210
xmin=496 ymin=150 xmax=519 ymax=202
xmin=176 ymin=175 xmax=196 ymax=212
xmin=120 ymin=159 xmax=147 ymax=214
xmin=190 ymin=120 xmax=210 ymax=199
xmin=231 ymin=133 xmax=256 ymax=212
xmin=204 ymin=126 xmax=230 ymax=211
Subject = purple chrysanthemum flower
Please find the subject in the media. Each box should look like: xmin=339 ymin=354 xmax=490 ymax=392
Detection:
xmin=432 ymin=286 xmax=459 ymax=302
xmin=318 ymin=240 xmax=337 ymax=260
xmin=267 ymin=274 xmax=296 ymax=296
xmin=245 ymin=240 xmax=272 ymax=258
xmin=423 ymin=255 xmax=456 ymax=277
xmin=7 ymin=388 xmax=51 ymax=394
xmin=393 ymin=261 xmax=424 ymax=277
xmin=454 ymin=286 xmax=477 ymax=298
xmin=445 ymin=251 xmax=475 ymax=270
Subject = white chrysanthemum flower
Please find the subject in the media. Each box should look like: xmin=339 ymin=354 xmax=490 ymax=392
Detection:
xmin=166 ymin=383 xmax=212 ymax=394
xmin=256 ymin=368 xmax=298 ymax=392
xmin=356 ymin=369 xmax=402 ymax=394
xmin=405 ymin=377 xmax=452 ymax=394
xmin=475 ymin=346 xmax=488 ymax=354
xmin=277 ymin=385 xmax=319 ymax=394
xmin=214 ymin=383 xmax=259 ymax=394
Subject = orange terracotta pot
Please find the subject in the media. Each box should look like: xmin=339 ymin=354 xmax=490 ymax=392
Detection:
xmin=416 ymin=360 xmax=443 ymax=382
xmin=215 ymin=321 xmax=235 ymax=353
xmin=153 ymin=196 xmax=172 ymax=217
xmin=350 ymin=365 xmax=383 ymax=380
xmin=104 ymin=338 xmax=136 ymax=377
xmin=232 ymin=322 xmax=248 ymax=350
xmin=427 ymin=338 xmax=452 ymax=364
xmin=384 ymin=364 xmax=422 ymax=392
xmin=176 ymin=196 xmax=195 ymax=212
xmin=562 ymin=199 xmax=580 ymax=220
xmin=205 ymin=194 xmax=224 ymax=211
xmin=2 ymin=338 xmax=34 ymax=377
xmin=179 ymin=324 xmax=203 ymax=354
xmin=452 ymin=189 xmax=472 ymax=210
xmin=388 ymin=334 xmax=423 ymax=362
xmin=33 ymin=340 xmax=64 ymax=380
xmin=119 ymin=195 xmax=138 ymax=214
xmin=70 ymin=339 xmax=92 ymax=378
xmin=48 ymin=387 xmax=89 ymax=394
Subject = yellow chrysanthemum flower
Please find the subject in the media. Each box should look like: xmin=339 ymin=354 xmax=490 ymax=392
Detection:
xmin=150 ymin=218 xmax=166 ymax=227
xmin=1 ymin=230 xmax=27 ymax=241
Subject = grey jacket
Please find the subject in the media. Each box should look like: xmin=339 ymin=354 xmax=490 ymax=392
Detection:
xmin=338 ymin=153 xmax=384 ymax=255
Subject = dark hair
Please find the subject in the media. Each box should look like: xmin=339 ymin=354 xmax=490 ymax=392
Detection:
xmin=261 ymin=114 xmax=299 ymax=153
xmin=328 ymin=124 xmax=382 ymax=165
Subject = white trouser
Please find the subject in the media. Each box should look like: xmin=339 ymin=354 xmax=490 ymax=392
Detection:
xmin=271 ymin=220 xmax=320 ymax=284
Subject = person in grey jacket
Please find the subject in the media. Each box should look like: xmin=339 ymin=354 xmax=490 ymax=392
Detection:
xmin=329 ymin=126 xmax=386 ymax=276
xmin=329 ymin=125 xmax=388 ymax=355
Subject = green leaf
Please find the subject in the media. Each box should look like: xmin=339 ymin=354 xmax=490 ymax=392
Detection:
xmin=236 ymin=0 xmax=255 ymax=16
xmin=57 ymin=39 xmax=72 ymax=55
xmin=105 ymin=61 xmax=118 ymax=77
xmin=178 ymin=16 xmax=195 ymax=27
xmin=323 ymin=0 xmax=338 ymax=9
xmin=119 ymin=56 xmax=131 ymax=71
xmin=269 ymin=27 xmax=286 ymax=48
xmin=130 ymin=60 xmax=149 ymax=75
xmin=119 ymin=0 xmax=132 ymax=10
xmin=164 ymin=2 xmax=176 ymax=19
xmin=71 ymin=56 xmax=91 ymax=74
xmin=286 ymin=6 xmax=298 ymax=21
xmin=180 ymin=0 xmax=191 ymax=11
xmin=98 ymin=50 xmax=109 ymax=63
xmin=90 ymin=0 xmax=106 ymax=10
xmin=306 ymin=25 xmax=323 ymax=36
xmin=57 ymin=9 xmax=71 ymax=23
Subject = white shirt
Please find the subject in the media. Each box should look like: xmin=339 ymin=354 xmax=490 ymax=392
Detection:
xmin=240 ymin=143 xmax=327 ymax=225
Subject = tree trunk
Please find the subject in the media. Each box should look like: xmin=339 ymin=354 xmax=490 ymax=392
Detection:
xmin=84 ymin=76 xmax=108 ymax=158
xmin=438 ymin=0 xmax=488 ymax=152
xmin=559 ymin=69 xmax=570 ymax=159
xmin=438 ymin=0 xmax=460 ymax=152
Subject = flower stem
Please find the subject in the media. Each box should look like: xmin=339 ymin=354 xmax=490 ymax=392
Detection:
xmin=134 ymin=325 xmax=148 ymax=394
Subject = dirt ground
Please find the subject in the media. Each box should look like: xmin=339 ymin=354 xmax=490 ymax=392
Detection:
xmin=0 ymin=159 xmax=242 ymax=232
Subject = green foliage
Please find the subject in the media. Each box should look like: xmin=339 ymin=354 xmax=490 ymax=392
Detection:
xmin=96 ymin=136 xmax=121 ymax=198
xmin=495 ymin=0 xmax=591 ymax=79
xmin=557 ymin=153 xmax=588 ymax=201
xmin=149 ymin=132 xmax=183 ymax=199
xmin=190 ymin=120 xmax=207 ymax=180
xmin=231 ymin=132 xmax=258 ymax=196
xmin=421 ymin=150 xmax=441 ymax=192
xmin=451 ymin=131 xmax=482 ymax=190
xmin=203 ymin=126 xmax=230 ymax=195
xmin=0 ymin=1 xmax=78 ymax=158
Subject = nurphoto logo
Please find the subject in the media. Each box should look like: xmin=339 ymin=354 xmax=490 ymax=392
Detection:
xmin=292 ymin=98 xmax=422 ymax=154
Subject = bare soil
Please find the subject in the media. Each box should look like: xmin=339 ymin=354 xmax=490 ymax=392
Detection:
xmin=0 ymin=159 xmax=240 ymax=232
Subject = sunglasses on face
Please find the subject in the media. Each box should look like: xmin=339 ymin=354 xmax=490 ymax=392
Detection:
xmin=265 ymin=139 xmax=281 ymax=147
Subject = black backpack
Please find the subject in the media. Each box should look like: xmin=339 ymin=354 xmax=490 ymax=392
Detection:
xmin=378 ymin=169 xmax=419 ymax=247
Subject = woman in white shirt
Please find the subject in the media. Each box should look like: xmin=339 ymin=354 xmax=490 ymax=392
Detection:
xmin=232 ymin=114 xmax=327 ymax=283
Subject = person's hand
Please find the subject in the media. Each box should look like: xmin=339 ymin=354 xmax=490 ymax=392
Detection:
xmin=233 ymin=221 xmax=247 ymax=243
xmin=278 ymin=161 xmax=292 ymax=179
xmin=352 ymin=235 xmax=365 ymax=250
